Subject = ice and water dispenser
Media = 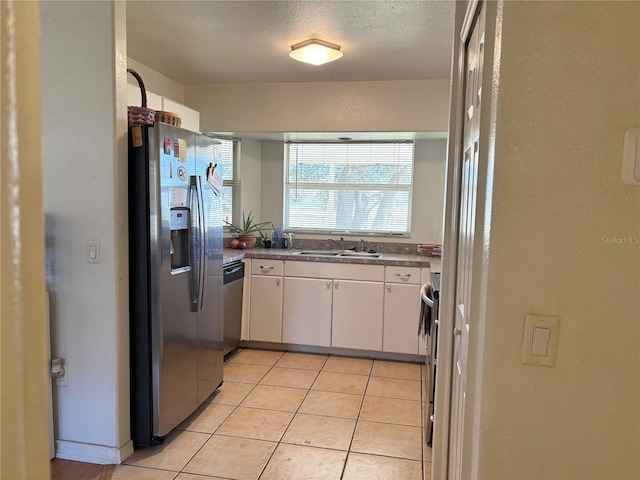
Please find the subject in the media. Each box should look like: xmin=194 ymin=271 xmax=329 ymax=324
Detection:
xmin=170 ymin=207 xmax=190 ymax=269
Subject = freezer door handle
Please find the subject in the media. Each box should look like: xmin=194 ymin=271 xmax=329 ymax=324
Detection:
xmin=190 ymin=176 xmax=206 ymax=311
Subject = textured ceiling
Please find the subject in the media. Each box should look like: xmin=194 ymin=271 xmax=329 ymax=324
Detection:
xmin=126 ymin=0 xmax=455 ymax=85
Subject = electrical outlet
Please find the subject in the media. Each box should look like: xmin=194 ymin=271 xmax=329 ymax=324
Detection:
xmin=55 ymin=365 xmax=68 ymax=387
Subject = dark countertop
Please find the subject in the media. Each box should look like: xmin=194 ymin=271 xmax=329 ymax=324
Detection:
xmin=223 ymin=247 xmax=441 ymax=270
xmin=222 ymin=249 xmax=247 ymax=265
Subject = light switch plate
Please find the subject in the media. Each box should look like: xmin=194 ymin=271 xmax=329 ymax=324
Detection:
xmin=522 ymin=314 xmax=560 ymax=367
xmin=88 ymin=240 xmax=100 ymax=264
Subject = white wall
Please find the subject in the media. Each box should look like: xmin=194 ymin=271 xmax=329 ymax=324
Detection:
xmin=250 ymin=138 xmax=446 ymax=243
xmin=459 ymin=2 xmax=639 ymax=478
xmin=259 ymin=141 xmax=286 ymax=229
xmin=238 ymin=139 xmax=263 ymax=223
xmin=40 ymin=1 xmax=132 ymax=463
xmin=412 ymin=139 xmax=447 ymax=244
xmin=188 ymin=79 xmax=449 ymax=242
xmin=127 ymin=57 xmax=185 ymax=103
xmin=186 ymin=79 xmax=450 ymax=133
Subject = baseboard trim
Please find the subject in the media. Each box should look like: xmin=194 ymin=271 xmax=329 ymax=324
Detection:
xmin=55 ymin=439 xmax=134 ymax=465
xmin=237 ymin=341 xmax=424 ymax=363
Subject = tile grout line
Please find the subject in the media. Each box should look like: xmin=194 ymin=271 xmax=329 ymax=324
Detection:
xmin=177 ymin=348 xmax=282 ymax=478
xmin=177 ymin=360 xmax=265 ymax=476
xmin=256 ymin=350 xmax=327 ymax=480
xmin=338 ymin=357 xmax=374 ymax=480
xmin=163 ymin=350 xmax=424 ymax=480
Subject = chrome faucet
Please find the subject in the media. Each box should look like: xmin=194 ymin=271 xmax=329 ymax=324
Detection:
xmin=328 ymin=236 xmax=345 ymax=250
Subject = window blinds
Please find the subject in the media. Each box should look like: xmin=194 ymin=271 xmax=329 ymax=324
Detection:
xmin=284 ymin=142 xmax=414 ymax=234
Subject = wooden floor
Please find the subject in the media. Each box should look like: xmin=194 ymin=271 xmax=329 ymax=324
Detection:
xmin=51 ymin=459 xmax=114 ymax=480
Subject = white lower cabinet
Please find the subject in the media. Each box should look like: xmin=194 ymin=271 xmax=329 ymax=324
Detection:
xmin=249 ymin=260 xmax=284 ymax=343
xmin=282 ymin=277 xmax=333 ymax=347
xmin=282 ymin=276 xmax=384 ymax=350
xmin=249 ymin=276 xmax=282 ymax=342
xmin=331 ymin=280 xmax=384 ymax=351
xmin=383 ymin=283 xmax=421 ymax=354
xmin=246 ymin=259 xmax=424 ymax=354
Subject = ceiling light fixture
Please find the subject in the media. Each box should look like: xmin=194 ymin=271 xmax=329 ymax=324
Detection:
xmin=289 ymin=38 xmax=343 ymax=66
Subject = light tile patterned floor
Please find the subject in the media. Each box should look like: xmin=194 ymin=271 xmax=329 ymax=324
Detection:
xmin=120 ymin=349 xmax=432 ymax=480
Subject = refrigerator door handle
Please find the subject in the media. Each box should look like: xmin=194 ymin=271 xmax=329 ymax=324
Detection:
xmin=190 ymin=176 xmax=206 ymax=310
xmin=196 ymin=175 xmax=206 ymax=309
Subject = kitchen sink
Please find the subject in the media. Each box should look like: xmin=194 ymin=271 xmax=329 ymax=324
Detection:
xmin=292 ymin=250 xmax=383 ymax=258
xmin=292 ymin=250 xmax=341 ymax=256
xmin=337 ymin=251 xmax=384 ymax=258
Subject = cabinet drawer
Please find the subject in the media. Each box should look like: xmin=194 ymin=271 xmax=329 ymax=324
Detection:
xmin=251 ymin=259 xmax=284 ymax=276
xmin=285 ymin=261 xmax=384 ymax=282
xmin=385 ymin=266 xmax=421 ymax=284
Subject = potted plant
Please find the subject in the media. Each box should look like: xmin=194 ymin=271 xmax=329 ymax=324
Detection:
xmin=224 ymin=210 xmax=270 ymax=249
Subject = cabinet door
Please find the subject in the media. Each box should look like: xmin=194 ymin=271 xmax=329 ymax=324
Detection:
xmin=283 ymin=277 xmax=333 ymax=347
xmin=383 ymin=283 xmax=421 ymax=354
xmin=249 ymin=276 xmax=283 ymax=342
xmin=332 ymin=280 xmax=384 ymax=351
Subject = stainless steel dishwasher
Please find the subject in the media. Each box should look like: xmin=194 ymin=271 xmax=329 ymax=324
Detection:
xmin=223 ymin=260 xmax=244 ymax=361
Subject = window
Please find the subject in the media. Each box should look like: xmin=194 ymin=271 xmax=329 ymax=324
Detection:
xmin=284 ymin=141 xmax=414 ymax=234
xmin=214 ymin=138 xmax=239 ymax=225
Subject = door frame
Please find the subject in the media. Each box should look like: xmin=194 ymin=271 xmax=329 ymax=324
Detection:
xmin=433 ymin=1 xmax=504 ymax=478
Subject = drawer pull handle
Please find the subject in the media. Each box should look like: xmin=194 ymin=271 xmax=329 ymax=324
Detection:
xmin=395 ymin=273 xmax=411 ymax=278
xmin=326 ymin=281 xmax=331 ymax=289
xmin=334 ymin=281 xmax=339 ymax=289
xmin=260 ymin=266 xmax=274 ymax=273
xmin=276 ymin=278 xmax=281 ymax=286
xmin=386 ymin=285 xmax=392 ymax=293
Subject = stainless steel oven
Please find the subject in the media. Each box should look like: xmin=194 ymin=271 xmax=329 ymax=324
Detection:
xmin=420 ymin=272 xmax=440 ymax=446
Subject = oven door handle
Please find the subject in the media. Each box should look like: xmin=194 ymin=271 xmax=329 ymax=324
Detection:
xmin=421 ymin=291 xmax=434 ymax=308
xmin=419 ymin=283 xmax=435 ymax=337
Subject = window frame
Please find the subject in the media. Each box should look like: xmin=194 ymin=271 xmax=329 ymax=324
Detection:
xmin=212 ymin=137 xmax=239 ymax=228
xmin=283 ymin=140 xmax=415 ymax=236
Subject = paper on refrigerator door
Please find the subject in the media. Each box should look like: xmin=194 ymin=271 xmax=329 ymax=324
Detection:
xmin=168 ymin=187 xmax=187 ymax=207
xmin=206 ymin=163 xmax=223 ymax=196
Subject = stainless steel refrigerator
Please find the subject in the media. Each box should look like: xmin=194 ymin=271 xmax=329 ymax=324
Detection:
xmin=128 ymin=122 xmax=224 ymax=447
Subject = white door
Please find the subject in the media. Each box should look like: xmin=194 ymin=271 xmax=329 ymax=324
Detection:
xmin=449 ymin=4 xmax=485 ymax=478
